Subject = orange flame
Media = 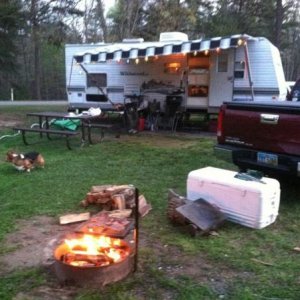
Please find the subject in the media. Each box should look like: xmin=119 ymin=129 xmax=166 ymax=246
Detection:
xmin=63 ymin=234 xmax=130 ymax=266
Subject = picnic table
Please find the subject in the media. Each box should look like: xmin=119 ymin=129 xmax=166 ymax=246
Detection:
xmin=13 ymin=111 xmax=104 ymax=149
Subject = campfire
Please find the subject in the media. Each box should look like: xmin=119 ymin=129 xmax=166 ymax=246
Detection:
xmin=52 ymin=185 xmax=145 ymax=287
xmin=56 ymin=233 xmax=131 ymax=268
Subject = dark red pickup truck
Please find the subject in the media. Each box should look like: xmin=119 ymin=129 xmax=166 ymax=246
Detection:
xmin=214 ymin=101 xmax=300 ymax=176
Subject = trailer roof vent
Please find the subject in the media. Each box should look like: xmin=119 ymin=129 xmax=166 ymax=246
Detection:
xmin=159 ymin=32 xmax=188 ymax=42
xmin=122 ymin=38 xmax=144 ymax=43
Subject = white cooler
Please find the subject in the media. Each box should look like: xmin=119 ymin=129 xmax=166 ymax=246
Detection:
xmin=187 ymin=167 xmax=280 ymax=229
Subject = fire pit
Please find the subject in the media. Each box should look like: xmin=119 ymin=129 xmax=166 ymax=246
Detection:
xmin=53 ymin=186 xmax=140 ymax=287
xmin=54 ymin=233 xmax=135 ymax=286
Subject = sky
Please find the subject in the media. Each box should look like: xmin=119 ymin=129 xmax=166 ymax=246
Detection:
xmin=103 ymin=0 xmax=115 ymax=14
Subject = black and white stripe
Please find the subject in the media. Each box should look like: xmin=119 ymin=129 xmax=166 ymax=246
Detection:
xmin=74 ymin=34 xmax=252 ymax=63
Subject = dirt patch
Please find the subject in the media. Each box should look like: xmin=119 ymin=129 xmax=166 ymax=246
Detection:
xmin=0 ymin=216 xmax=246 ymax=299
xmin=0 ymin=115 xmax=23 ymax=129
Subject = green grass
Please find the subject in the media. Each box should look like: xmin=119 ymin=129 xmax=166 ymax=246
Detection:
xmin=0 ymin=105 xmax=300 ymax=299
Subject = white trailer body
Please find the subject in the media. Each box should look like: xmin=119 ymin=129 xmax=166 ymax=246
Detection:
xmin=65 ymin=33 xmax=286 ymax=113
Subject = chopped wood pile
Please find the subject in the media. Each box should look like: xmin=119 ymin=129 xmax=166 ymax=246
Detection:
xmin=167 ymin=189 xmax=226 ymax=237
xmin=76 ymin=211 xmax=133 ymax=238
xmin=80 ymin=184 xmax=151 ymax=217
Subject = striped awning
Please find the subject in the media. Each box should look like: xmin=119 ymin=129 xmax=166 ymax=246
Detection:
xmin=74 ymin=34 xmax=253 ymax=63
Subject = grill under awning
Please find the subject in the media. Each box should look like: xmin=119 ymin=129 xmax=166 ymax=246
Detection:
xmin=74 ymin=34 xmax=253 ymax=64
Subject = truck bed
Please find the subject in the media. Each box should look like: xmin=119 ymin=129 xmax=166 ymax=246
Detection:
xmin=219 ymin=101 xmax=300 ymax=156
xmin=215 ymin=101 xmax=300 ymax=176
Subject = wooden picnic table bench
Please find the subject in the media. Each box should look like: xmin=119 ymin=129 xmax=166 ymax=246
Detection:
xmin=13 ymin=127 xmax=79 ymax=150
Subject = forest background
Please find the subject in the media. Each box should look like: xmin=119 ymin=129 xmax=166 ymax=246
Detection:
xmin=0 ymin=0 xmax=299 ymax=101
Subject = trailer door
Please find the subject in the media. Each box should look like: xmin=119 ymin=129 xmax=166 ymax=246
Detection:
xmin=208 ymin=50 xmax=234 ymax=109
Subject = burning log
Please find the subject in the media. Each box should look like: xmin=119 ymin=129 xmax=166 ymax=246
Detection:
xmin=53 ymin=234 xmax=135 ymax=287
xmin=61 ymin=253 xmax=113 ymax=267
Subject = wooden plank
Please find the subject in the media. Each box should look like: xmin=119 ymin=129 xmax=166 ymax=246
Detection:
xmin=59 ymin=212 xmax=91 ymax=225
xmin=176 ymin=199 xmax=225 ymax=232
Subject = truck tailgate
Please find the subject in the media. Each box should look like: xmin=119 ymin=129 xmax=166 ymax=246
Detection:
xmin=221 ymin=102 xmax=300 ymax=156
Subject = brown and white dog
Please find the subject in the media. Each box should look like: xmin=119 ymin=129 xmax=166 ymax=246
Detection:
xmin=6 ymin=150 xmax=45 ymax=172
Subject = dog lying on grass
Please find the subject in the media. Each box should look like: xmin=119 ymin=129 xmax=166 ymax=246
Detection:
xmin=6 ymin=150 xmax=45 ymax=172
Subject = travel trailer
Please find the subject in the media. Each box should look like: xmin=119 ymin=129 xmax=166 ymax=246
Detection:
xmin=65 ymin=32 xmax=287 ymax=114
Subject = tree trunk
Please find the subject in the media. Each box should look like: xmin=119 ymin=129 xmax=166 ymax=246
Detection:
xmin=97 ymin=0 xmax=107 ymax=41
xmin=274 ymin=0 xmax=283 ymax=47
xmin=30 ymin=0 xmax=41 ymax=100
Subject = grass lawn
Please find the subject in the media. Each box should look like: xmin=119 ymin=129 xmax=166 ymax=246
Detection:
xmin=0 ymin=104 xmax=300 ymax=299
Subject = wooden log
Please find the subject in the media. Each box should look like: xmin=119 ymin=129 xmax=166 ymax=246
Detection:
xmin=59 ymin=212 xmax=91 ymax=225
xmin=123 ymin=188 xmax=135 ymax=208
xmin=89 ymin=191 xmax=112 ymax=199
xmin=105 ymin=185 xmax=132 ymax=194
xmin=80 ymin=199 xmax=89 ymax=207
xmin=108 ymin=209 xmax=132 ymax=218
xmin=138 ymin=195 xmax=152 ymax=217
xmin=111 ymin=194 xmax=126 ymax=210
xmin=167 ymin=189 xmax=189 ymax=225
xmin=90 ymin=185 xmax=113 ymax=193
xmin=95 ymin=197 xmax=112 ymax=204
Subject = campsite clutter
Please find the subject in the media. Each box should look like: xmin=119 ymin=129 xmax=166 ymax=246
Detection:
xmin=66 ymin=32 xmax=287 ymax=120
xmin=167 ymin=167 xmax=281 ymax=236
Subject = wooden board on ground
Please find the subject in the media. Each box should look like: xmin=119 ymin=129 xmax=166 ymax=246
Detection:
xmin=176 ymin=199 xmax=226 ymax=232
xmin=59 ymin=212 xmax=91 ymax=225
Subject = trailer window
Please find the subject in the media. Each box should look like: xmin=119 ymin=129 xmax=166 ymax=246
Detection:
xmin=217 ymin=54 xmax=228 ymax=72
xmin=87 ymin=73 xmax=107 ymax=87
xmin=234 ymin=61 xmax=245 ymax=79
xmin=164 ymin=62 xmax=181 ymax=74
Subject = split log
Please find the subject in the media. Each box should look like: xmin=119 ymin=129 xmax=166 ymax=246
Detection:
xmin=167 ymin=189 xmax=189 ymax=225
xmin=108 ymin=209 xmax=132 ymax=218
xmin=105 ymin=185 xmax=132 ymax=194
xmin=59 ymin=212 xmax=91 ymax=225
xmin=86 ymin=192 xmax=111 ymax=202
xmin=80 ymin=199 xmax=89 ymax=208
xmin=124 ymin=188 xmax=135 ymax=208
xmin=111 ymin=194 xmax=126 ymax=210
xmin=138 ymin=195 xmax=152 ymax=217
xmin=90 ymin=185 xmax=113 ymax=193
xmin=94 ymin=197 xmax=112 ymax=204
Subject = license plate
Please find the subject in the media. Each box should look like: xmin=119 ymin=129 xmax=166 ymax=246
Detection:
xmin=257 ymin=152 xmax=278 ymax=166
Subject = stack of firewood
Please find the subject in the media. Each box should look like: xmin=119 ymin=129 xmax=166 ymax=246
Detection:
xmin=167 ymin=189 xmax=190 ymax=225
xmin=80 ymin=184 xmax=151 ymax=217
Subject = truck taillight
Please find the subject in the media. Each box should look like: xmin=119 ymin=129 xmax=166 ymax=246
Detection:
xmin=217 ymin=107 xmax=224 ymax=139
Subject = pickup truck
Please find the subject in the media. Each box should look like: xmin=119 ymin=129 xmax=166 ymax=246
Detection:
xmin=214 ymin=101 xmax=300 ymax=176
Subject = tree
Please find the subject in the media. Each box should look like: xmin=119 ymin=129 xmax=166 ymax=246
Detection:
xmin=0 ymin=0 xmax=23 ymax=73
xmin=0 ymin=0 xmax=24 ymax=99
xmin=107 ymin=0 xmax=146 ymax=41
xmin=22 ymin=0 xmax=82 ymax=99
xmin=81 ymin=0 xmax=108 ymax=42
